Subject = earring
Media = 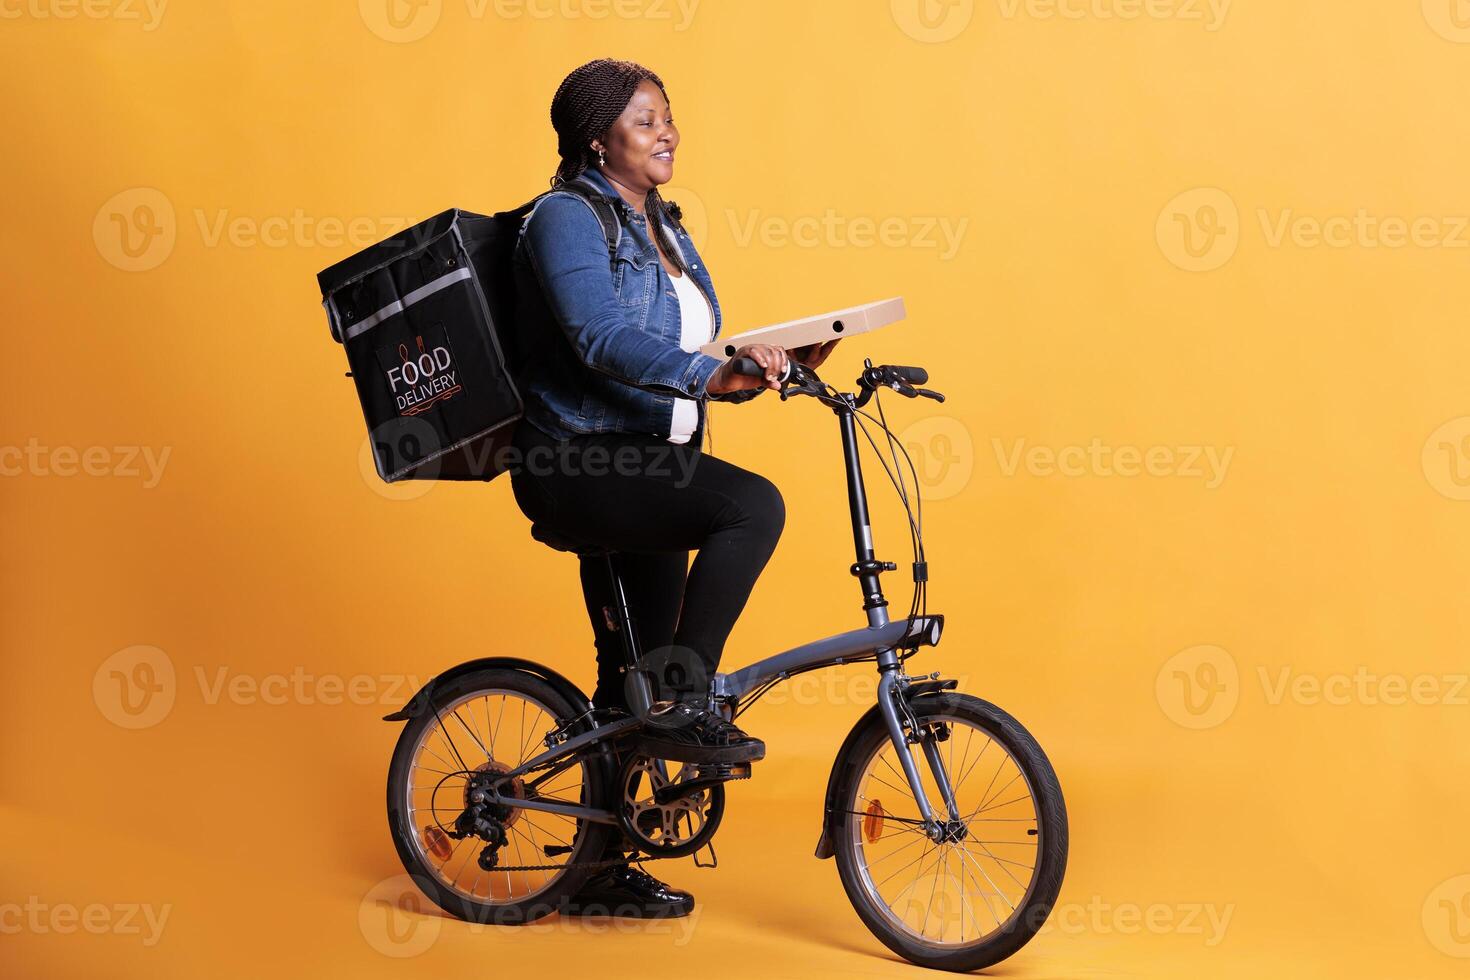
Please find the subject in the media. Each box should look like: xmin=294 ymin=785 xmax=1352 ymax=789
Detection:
xmin=597 ymin=148 xmax=606 ymax=167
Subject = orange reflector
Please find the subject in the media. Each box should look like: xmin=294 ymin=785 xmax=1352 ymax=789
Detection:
xmin=863 ymin=799 xmax=885 ymax=843
xmin=423 ymin=825 xmax=452 ymax=861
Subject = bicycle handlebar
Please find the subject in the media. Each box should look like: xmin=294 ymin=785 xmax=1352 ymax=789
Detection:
xmin=730 ymin=355 xmax=794 ymax=383
xmin=881 ymin=365 xmax=928 ymax=386
xmin=728 ymin=355 xmax=942 ymax=403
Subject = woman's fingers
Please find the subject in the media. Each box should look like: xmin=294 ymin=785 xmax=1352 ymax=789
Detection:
xmin=729 ymin=343 xmax=793 ymax=390
xmin=766 ymin=345 xmax=787 ymax=387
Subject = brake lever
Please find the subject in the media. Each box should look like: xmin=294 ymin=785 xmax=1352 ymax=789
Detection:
xmin=777 ymin=361 xmax=826 ymax=401
xmin=917 ymin=388 xmax=945 ymax=403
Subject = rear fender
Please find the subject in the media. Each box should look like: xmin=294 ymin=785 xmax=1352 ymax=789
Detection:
xmin=381 ymin=657 xmax=592 ymax=723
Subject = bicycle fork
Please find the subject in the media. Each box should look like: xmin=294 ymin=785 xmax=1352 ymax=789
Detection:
xmin=875 ymin=661 xmax=964 ymax=836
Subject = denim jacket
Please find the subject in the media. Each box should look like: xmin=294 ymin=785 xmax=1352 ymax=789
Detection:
xmin=512 ymin=166 xmax=763 ymax=445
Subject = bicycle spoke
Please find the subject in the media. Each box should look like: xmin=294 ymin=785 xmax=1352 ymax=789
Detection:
xmin=405 ymin=688 xmax=589 ymax=907
xmin=957 ymin=844 xmax=1004 ymax=930
xmin=864 ymin=833 xmax=929 ymax=866
xmin=865 ymin=769 xmax=913 ymax=799
xmin=951 ymin=735 xmax=992 ymax=794
xmin=971 ymin=793 xmax=1031 ymax=818
xmin=977 ymin=769 xmax=1022 ymax=814
xmin=516 ymin=704 xmax=546 ymax=766
xmin=954 ymin=843 xmax=1017 ymax=914
xmin=451 ymin=707 xmax=490 ymax=761
xmin=874 ymin=838 xmax=936 ymax=890
xmin=852 ymin=712 xmax=1044 ymax=951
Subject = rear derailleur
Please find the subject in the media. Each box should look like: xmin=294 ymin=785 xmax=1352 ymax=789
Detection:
xmin=428 ymin=766 xmax=524 ymax=872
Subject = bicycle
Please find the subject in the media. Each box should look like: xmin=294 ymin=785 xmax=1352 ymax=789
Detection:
xmin=382 ymin=355 xmax=1068 ymax=972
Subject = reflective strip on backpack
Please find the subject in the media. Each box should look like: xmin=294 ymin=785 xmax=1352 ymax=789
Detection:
xmin=340 ymin=267 xmax=474 ymax=341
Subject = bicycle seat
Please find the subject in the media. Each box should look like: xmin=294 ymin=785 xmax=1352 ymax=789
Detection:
xmin=530 ymin=523 xmax=609 ymax=557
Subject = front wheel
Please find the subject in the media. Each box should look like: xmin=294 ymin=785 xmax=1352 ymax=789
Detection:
xmin=830 ymin=692 xmax=1067 ymax=972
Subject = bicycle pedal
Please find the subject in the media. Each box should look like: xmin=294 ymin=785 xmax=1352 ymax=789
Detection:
xmin=649 ymin=763 xmax=753 ymax=805
xmin=698 ymin=762 xmax=752 ymax=781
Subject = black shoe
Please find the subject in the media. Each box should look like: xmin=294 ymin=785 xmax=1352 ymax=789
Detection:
xmin=634 ymin=700 xmax=765 ymax=764
xmin=561 ymin=864 xmax=695 ymax=919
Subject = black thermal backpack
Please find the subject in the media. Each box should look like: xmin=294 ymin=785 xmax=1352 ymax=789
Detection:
xmin=316 ymin=184 xmax=618 ymax=483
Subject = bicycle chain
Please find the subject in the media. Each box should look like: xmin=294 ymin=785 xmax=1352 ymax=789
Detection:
xmin=484 ymin=852 xmax=680 ymax=873
xmin=471 ymin=755 xmax=693 ymax=873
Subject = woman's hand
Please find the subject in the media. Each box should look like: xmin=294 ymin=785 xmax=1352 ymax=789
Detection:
xmin=789 ymin=338 xmax=841 ymax=371
xmin=705 ymin=343 xmax=790 ymax=395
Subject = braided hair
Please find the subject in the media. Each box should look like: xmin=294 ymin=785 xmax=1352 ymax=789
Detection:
xmin=549 ymin=58 xmax=690 ymax=276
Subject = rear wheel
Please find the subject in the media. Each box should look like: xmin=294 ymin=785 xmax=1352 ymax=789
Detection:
xmin=386 ymin=669 xmax=613 ymax=924
xmin=830 ymin=693 xmax=1067 ymax=972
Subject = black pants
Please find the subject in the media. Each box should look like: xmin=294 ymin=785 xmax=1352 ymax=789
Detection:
xmin=508 ymin=419 xmax=786 ymax=711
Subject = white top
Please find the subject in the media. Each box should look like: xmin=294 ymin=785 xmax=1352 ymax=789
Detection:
xmin=662 ymin=234 xmax=714 ymax=445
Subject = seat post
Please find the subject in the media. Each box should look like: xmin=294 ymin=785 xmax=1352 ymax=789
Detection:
xmin=604 ymin=552 xmax=654 ymax=715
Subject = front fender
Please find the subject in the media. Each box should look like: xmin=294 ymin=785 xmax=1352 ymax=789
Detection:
xmin=813 ymin=678 xmax=957 ymax=859
xmin=381 ymin=657 xmax=592 ymax=723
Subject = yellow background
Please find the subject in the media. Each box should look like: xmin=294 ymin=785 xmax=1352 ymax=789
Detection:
xmin=4 ymin=1 xmax=1470 ymax=976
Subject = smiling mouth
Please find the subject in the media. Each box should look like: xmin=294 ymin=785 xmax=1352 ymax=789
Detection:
xmin=653 ymin=150 xmax=675 ymax=162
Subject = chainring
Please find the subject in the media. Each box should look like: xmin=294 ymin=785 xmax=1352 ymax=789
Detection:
xmin=616 ymin=754 xmax=725 ymax=859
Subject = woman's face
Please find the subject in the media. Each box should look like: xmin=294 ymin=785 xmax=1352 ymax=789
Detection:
xmin=592 ymin=79 xmax=678 ymax=192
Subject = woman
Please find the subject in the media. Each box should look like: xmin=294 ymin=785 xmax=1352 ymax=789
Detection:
xmin=508 ymin=58 xmax=838 ymax=917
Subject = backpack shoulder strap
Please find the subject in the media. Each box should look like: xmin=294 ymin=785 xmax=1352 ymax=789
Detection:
xmin=526 ymin=181 xmax=621 ymax=261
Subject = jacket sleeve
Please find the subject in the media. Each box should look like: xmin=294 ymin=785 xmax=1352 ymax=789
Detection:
xmin=520 ymin=194 xmax=724 ymax=400
xmin=711 ymin=385 xmax=766 ymax=404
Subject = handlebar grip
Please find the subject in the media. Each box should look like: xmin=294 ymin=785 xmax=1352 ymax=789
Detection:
xmin=888 ymin=365 xmax=928 ymax=385
xmin=730 ymin=356 xmax=794 ymax=383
